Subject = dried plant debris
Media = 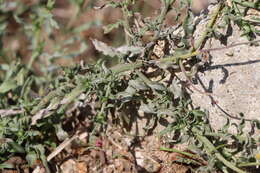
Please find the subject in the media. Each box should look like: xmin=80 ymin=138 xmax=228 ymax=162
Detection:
xmin=92 ymin=39 xmax=144 ymax=58
xmin=0 ymin=0 xmax=260 ymax=173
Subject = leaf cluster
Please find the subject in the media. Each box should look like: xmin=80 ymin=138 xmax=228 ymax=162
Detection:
xmin=0 ymin=0 xmax=259 ymax=172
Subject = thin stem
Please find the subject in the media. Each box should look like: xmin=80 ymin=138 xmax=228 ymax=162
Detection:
xmin=160 ymin=147 xmax=197 ymax=158
xmin=193 ymin=2 xmax=223 ymax=50
xmin=111 ymin=61 xmax=143 ymax=73
xmin=158 ymin=51 xmax=200 ymax=63
xmin=110 ymin=36 xmax=260 ymax=74
xmin=238 ymin=162 xmax=260 ymax=167
xmin=28 ymin=41 xmax=44 ymax=70
xmin=122 ymin=1 xmax=133 ymax=45
xmin=110 ymin=51 xmax=200 ymax=74
xmin=153 ymin=0 xmax=170 ymax=39
xmin=136 ymin=71 xmax=152 ymax=85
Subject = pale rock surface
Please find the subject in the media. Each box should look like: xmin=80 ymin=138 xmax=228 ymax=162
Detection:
xmin=191 ymin=21 xmax=260 ymax=134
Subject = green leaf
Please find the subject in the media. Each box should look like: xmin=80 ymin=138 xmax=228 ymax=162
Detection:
xmin=129 ymin=79 xmax=148 ymax=90
xmin=95 ymin=112 xmax=106 ymax=124
xmin=124 ymin=86 xmax=137 ymax=95
xmin=26 ymin=151 xmax=38 ymax=167
xmin=55 ymin=124 xmax=69 ymax=141
xmin=0 ymin=22 xmax=7 ymax=32
xmin=0 ymin=163 xmax=14 ymax=169
xmin=192 ymin=110 xmax=205 ymax=117
xmin=9 ymin=142 xmax=25 ymax=153
xmin=103 ymin=20 xmax=123 ymax=34
xmin=34 ymin=144 xmax=50 ymax=173
xmin=164 ymin=0 xmax=176 ymax=5
xmin=0 ymin=79 xmax=17 ymax=93
xmin=159 ymin=123 xmax=174 ymax=136
xmin=139 ymin=104 xmax=156 ymax=114
xmin=169 ymin=79 xmax=183 ymax=99
xmin=148 ymin=83 xmax=166 ymax=91
xmin=15 ymin=68 xmax=27 ymax=85
xmin=47 ymin=0 xmax=55 ymax=9
xmin=182 ymin=10 xmax=194 ymax=38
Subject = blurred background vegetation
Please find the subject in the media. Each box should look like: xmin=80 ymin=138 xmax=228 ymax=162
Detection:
xmin=0 ymin=0 xmax=165 ymax=70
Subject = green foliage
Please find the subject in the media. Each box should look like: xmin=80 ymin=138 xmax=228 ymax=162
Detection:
xmin=103 ymin=20 xmax=124 ymax=34
xmin=221 ymin=0 xmax=260 ymax=40
xmin=0 ymin=0 xmax=259 ymax=172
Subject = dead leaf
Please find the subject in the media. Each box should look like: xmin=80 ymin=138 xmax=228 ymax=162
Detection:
xmin=91 ymin=39 xmax=144 ymax=58
xmin=76 ymin=162 xmax=88 ymax=173
xmin=32 ymin=166 xmax=46 ymax=173
xmin=0 ymin=109 xmax=24 ymax=118
xmin=60 ymin=159 xmax=77 ymax=173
